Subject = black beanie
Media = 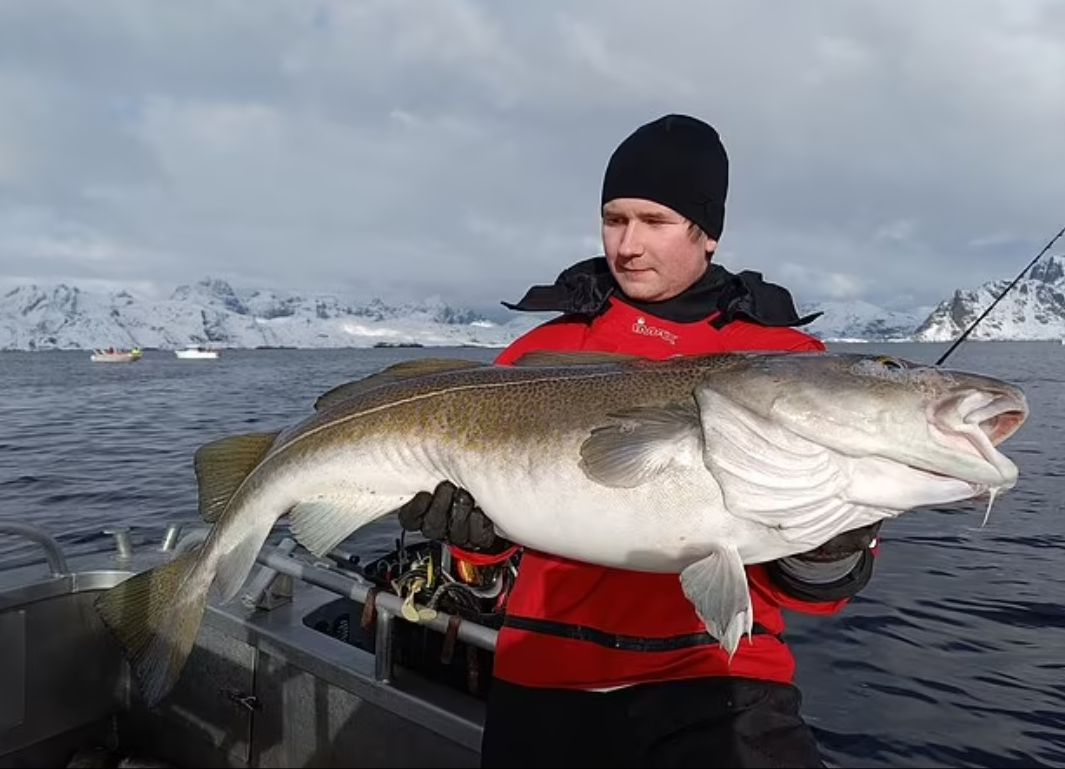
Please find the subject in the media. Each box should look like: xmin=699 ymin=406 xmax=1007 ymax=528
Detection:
xmin=601 ymin=114 xmax=728 ymax=240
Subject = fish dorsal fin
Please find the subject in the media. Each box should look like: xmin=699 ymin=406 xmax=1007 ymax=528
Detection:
xmin=194 ymin=431 xmax=280 ymax=523
xmin=314 ymin=359 xmax=487 ymax=412
xmin=510 ymin=351 xmax=643 ymax=367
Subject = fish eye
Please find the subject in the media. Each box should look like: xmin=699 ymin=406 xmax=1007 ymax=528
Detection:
xmin=850 ymin=355 xmax=912 ymax=380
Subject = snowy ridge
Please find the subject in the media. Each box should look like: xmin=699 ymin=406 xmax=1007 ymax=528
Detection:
xmin=0 ymin=277 xmax=540 ymax=351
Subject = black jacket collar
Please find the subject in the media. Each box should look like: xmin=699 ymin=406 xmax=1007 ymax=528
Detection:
xmin=502 ymin=257 xmax=821 ymax=329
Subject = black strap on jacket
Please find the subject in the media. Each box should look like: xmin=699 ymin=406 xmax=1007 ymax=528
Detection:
xmin=501 ymin=256 xmax=822 ymax=329
xmin=502 ymin=614 xmax=780 ymax=652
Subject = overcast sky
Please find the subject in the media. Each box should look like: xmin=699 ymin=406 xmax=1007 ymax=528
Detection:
xmin=1 ymin=1 xmax=1062 ymax=316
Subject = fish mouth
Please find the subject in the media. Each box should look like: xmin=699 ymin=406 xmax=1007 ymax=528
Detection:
xmin=919 ymin=388 xmax=1029 ymax=488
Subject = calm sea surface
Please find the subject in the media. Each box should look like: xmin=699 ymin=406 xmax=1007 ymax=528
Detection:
xmin=1 ymin=342 xmax=1062 ymax=768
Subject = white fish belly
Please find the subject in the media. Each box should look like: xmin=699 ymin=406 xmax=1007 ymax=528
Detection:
xmin=243 ymin=434 xmax=800 ymax=575
xmin=443 ymin=448 xmax=780 ymax=572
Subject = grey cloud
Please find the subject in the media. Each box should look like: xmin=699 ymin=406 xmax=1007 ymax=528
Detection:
xmin=0 ymin=0 xmax=1062 ymax=316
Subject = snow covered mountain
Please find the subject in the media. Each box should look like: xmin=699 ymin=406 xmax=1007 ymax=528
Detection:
xmin=798 ymin=255 xmax=1065 ymax=342
xmin=5 ymin=258 xmax=1065 ymax=350
xmin=913 ymin=255 xmax=1065 ymax=341
xmin=800 ymin=300 xmax=931 ymax=342
xmin=0 ymin=278 xmax=541 ymax=351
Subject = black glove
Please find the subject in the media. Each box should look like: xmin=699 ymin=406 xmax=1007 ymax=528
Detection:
xmin=793 ymin=521 xmax=882 ymax=563
xmin=397 ymin=480 xmax=512 ymax=554
xmin=766 ymin=522 xmax=882 ymax=603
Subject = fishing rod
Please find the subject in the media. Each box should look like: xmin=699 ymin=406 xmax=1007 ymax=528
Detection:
xmin=935 ymin=223 xmax=1065 ymax=365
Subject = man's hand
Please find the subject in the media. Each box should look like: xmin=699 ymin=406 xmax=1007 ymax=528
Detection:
xmin=397 ymin=480 xmax=512 ymax=554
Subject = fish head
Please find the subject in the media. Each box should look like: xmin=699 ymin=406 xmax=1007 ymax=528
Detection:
xmin=694 ymin=352 xmax=1029 ymax=521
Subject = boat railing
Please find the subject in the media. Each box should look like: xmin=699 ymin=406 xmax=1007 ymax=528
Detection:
xmin=1 ymin=520 xmax=500 ymax=685
xmin=252 ymin=538 xmax=499 ymax=682
xmin=0 ymin=522 xmax=69 ymax=577
xmin=173 ymin=525 xmax=500 ymax=681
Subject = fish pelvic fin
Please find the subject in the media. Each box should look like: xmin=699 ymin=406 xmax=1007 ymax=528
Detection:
xmin=94 ymin=551 xmax=207 ymax=708
xmin=194 ymin=431 xmax=280 ymax=523
xmin=680 ymin=545 xmax=754 ymax=659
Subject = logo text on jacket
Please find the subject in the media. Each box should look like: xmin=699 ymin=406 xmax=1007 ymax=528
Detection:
xmin=631 ymin=317 xmax=678 ymax=345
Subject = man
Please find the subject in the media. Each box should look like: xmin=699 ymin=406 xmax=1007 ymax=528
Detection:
xmin=399 ymin=114 xmax=879 ymax=768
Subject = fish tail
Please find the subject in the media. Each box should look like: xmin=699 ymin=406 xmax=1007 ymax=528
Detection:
xmin=94 ymin=550 xmax=207 ymax=707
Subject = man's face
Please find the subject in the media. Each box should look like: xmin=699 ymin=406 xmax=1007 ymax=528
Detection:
xmin=601 ymin=198 xmax=717 ymax=303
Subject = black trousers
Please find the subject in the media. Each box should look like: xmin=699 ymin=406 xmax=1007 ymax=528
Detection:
xmin=480 ymin=677 xmax=824 ymax=769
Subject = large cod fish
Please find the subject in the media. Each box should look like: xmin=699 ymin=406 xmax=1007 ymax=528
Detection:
xmin=95 ymin=351 xmax=1028 ymax=705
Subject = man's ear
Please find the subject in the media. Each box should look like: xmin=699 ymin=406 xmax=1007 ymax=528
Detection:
xmin=705 ymin=238 xmax=718 ymax=259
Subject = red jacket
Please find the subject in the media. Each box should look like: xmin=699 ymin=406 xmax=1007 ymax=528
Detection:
xmin=483 ymin=296 xmax=851 ymax=689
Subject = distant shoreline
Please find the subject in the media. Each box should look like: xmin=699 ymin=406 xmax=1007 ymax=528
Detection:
xmin=4 ymin=339 xmax=1063 ymax=352
xmin=0 ymin=343 xmax=514 ymax=352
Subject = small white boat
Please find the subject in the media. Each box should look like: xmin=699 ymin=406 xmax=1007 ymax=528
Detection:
xmin=175 ymin=346 xmax=219 ymax=360
xmin=90 ymin=347 xmax=142 ymax=363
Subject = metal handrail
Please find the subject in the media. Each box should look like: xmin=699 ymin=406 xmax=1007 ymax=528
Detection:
xmin=94 ymin=525 xmax=500 ymax=679
xmin=256 ymin=544 xmax=500 ymax=652
xmin=0 ymin=521 xmax=70 ymax=577
xmin=254 ymin=541 xmax=499 ymax=655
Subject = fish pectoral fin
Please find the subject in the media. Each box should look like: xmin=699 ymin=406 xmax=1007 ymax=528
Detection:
xmin=680 ymin=546 xmax=753 ymax=659
xmin=579 ymin=402 xmax=703 ymax=488
xmin=289 ymin=493 xmax=408 ymax=557
xmin=194 ymin=431 xmax=281 ymax=523
xmin=314 ymin=359 xmax=486 ymax=412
